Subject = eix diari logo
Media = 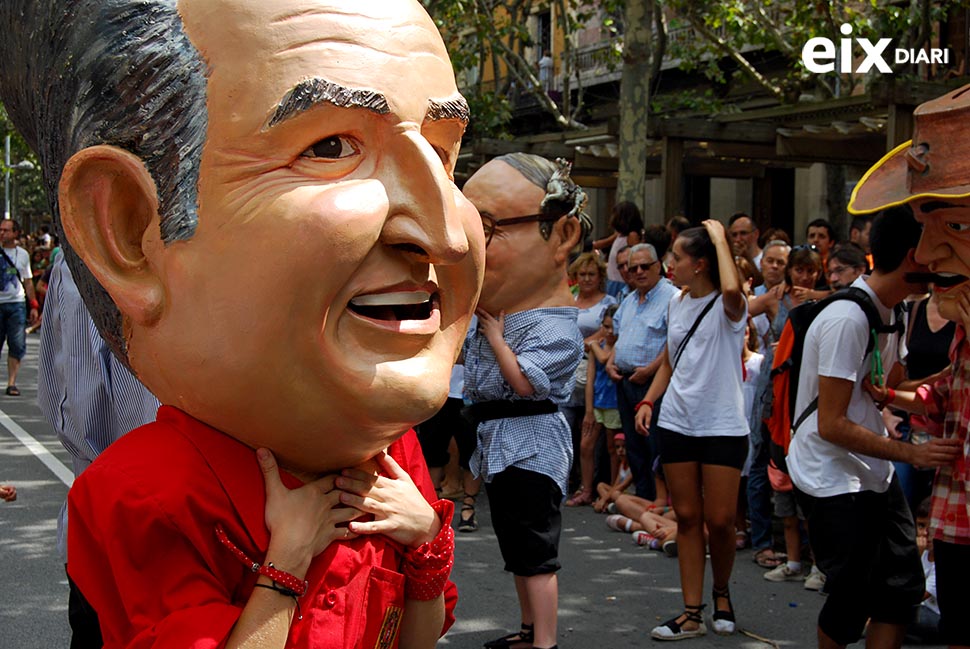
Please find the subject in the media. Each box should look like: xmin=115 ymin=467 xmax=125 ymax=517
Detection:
xmin=802 ymin=24 xmax=949 ymax=74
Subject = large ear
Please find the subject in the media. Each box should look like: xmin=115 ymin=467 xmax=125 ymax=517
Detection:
xmin=58 ymin=145 xmax=165 ymax=327
xmin=552 ymin=215 xmax=582 ymax=265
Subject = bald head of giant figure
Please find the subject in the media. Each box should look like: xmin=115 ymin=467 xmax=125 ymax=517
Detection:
xmin=0 ymin=0 xmax=485 ymax=475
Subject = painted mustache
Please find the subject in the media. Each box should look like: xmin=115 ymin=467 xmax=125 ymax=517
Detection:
xmin=903 ymin=272 xmax=967 ymax=287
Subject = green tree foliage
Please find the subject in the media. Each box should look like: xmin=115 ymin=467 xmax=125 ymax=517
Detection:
xmin=424 ymin=1 xmax=628 ymax=135
xmin=663 ymin=0 xmax=957 ymax=108
xmin=1 ymin=103 xmax=48 ymax=231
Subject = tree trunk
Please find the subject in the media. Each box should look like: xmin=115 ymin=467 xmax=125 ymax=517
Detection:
xmin=825 ymin=163 xmax=848 ymax=238
xmin=616 ymin=0 xmax=653 ymax=212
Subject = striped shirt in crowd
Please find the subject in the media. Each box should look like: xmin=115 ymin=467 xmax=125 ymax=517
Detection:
xmin=38 ymin=254 xmax=160 ymax=560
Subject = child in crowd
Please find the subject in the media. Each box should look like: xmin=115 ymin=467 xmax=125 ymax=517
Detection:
xmin=763 ymin=462 xmax=803 ymax=582
xmin=906 ymin=497 xmax=941 ymax=644
xmin=604 ymin=489 xmax=680 ymax=557
xmin=737 ymin=316 xmax=766 ymax=550
xmin=761 ymin=312 xmax=824 ymax=592
xmin=599 ymin=433 xmax=678 ymax=556
xmin=582 ymin=305 xmax=623 ymax=489
xmin=593 ymin=432 xmax=632 ymax=512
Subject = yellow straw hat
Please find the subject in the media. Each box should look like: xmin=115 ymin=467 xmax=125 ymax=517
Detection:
xmin=849 ymin=83 xmax=970 ymax=215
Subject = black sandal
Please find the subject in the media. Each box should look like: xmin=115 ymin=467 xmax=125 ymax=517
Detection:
xmin=650 ymin=603 xmax=706 ymax=640
xmin=459 ymin=493 xmax=478 ymax=533
xmin=484 ymin=623 xmax=533 ymax=649
xmin=711 ymin=585 xmax=736 ymax=635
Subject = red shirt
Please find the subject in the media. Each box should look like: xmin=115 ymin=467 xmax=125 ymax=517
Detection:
xmin=68 ymin=406 xmax=457 ymax=648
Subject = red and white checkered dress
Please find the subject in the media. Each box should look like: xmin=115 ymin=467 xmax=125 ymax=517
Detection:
xmin=919 ymin=325 xmax=970 ymax=544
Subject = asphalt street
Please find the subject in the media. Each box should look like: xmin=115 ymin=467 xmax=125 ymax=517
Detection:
xmin=0 ymin=337 xmax=940 ymax=648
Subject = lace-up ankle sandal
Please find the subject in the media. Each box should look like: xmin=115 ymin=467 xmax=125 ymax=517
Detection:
xmin=711 ymin=585 xmax=736 ymax=635
xmin=484 ymin=623 xmax=534 ymax=649
xmin=650 ymin=603 xmax=706 ymax=640
xmin=458 ymin=493 xmax=478 ymax=533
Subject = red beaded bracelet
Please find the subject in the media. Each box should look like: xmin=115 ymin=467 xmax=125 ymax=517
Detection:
xmin=215 ymin=524 xmax=308 ymax=597
xmin=403 ymin=499 xmax=455 ymax=601
xmin=634 ymin=399 xmax=654 ymax=413
xmin=28 ymin=299 xmax=38 ymax=310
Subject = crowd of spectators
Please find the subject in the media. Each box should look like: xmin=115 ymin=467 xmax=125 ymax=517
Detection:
xmin=414 ymin=200 xmax=958 ymax=646
xmin=8 ymin=222 xmax=60 ymax=325
xmin=11 ymin=197 xmax=953 ymax=647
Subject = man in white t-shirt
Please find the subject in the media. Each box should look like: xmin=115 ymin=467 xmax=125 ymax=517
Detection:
xmin=38 ymin=225 xmax=53 ymax=249
xmin=787 ymin=207 xmax=961 ymax=649
xmin=0 ymin=219 xmax=39 ymax=396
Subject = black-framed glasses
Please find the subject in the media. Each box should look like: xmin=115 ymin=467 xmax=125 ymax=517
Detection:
xmin=828 ymin=265 xmax=850 ymax=276
xmin=481 ymin=213 xmax=560 ymax=247
xmin=629 ymin=261 xmax=659 ymax=273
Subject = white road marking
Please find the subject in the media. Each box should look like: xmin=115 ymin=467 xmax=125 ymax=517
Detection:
xmin=0 ymin=408 xmax=73 ymax=487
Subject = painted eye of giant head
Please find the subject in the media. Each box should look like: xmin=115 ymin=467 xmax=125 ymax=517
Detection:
xmin=301 ymin=135 xmax=359 ymax=160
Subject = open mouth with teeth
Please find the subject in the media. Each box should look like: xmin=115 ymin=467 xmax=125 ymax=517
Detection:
xmin=348 ymin=291 xmax=438 ymax=321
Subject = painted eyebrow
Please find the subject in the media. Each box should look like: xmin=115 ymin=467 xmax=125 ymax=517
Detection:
xmin=268 ymin=78 xmax=390 ymax=128
xmin=920 ymin=200 xmax=970 ymax=214
xmin=426 ymin=95 xmax=470 ymax=126
xmin=268 ymin=79 xmax=470 ymax=131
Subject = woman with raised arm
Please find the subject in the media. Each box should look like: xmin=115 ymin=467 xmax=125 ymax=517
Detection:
xmin=634 ymin=220 xmax=748 ymax=641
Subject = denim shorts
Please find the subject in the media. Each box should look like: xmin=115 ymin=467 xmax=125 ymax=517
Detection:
xmin=0 ymin=302 xmax=26 ymax=360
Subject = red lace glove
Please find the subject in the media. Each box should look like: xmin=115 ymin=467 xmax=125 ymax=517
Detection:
xmin=403 ymin=499 xmax=455 ymax=601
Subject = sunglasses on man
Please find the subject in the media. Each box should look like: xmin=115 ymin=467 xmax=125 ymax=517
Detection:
xmin=629 ymin=261 xmax=658 ymax=273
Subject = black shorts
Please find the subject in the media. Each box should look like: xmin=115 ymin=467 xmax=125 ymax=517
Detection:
xmin=657 ymin=427 xmax=748 ymax=470
xmin=415 ymin=397 xmax=476 ymax=470
xmin=795 ymin=476 xmax=923 ymax=645
xmin=933 ymin=539 xmax=970 ymax=646
xmin=485 ymin=466 xmax=563 ymax=577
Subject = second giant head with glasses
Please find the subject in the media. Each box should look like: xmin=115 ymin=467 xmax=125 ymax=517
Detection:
xmin=463 ymin=154 xmax=591 ymax=315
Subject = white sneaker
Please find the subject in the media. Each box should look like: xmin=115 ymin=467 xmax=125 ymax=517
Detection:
xmin=763 ymin=564 xmax=805 ymax=582
xmin=804 ymin=565 xmax=826 ymax=591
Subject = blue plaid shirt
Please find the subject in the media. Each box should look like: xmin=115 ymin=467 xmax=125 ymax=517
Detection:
xmin=612 ymin=278 xmax=678 ymax=373
xmin=465 ymin=307 xmax=582 ymax=496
